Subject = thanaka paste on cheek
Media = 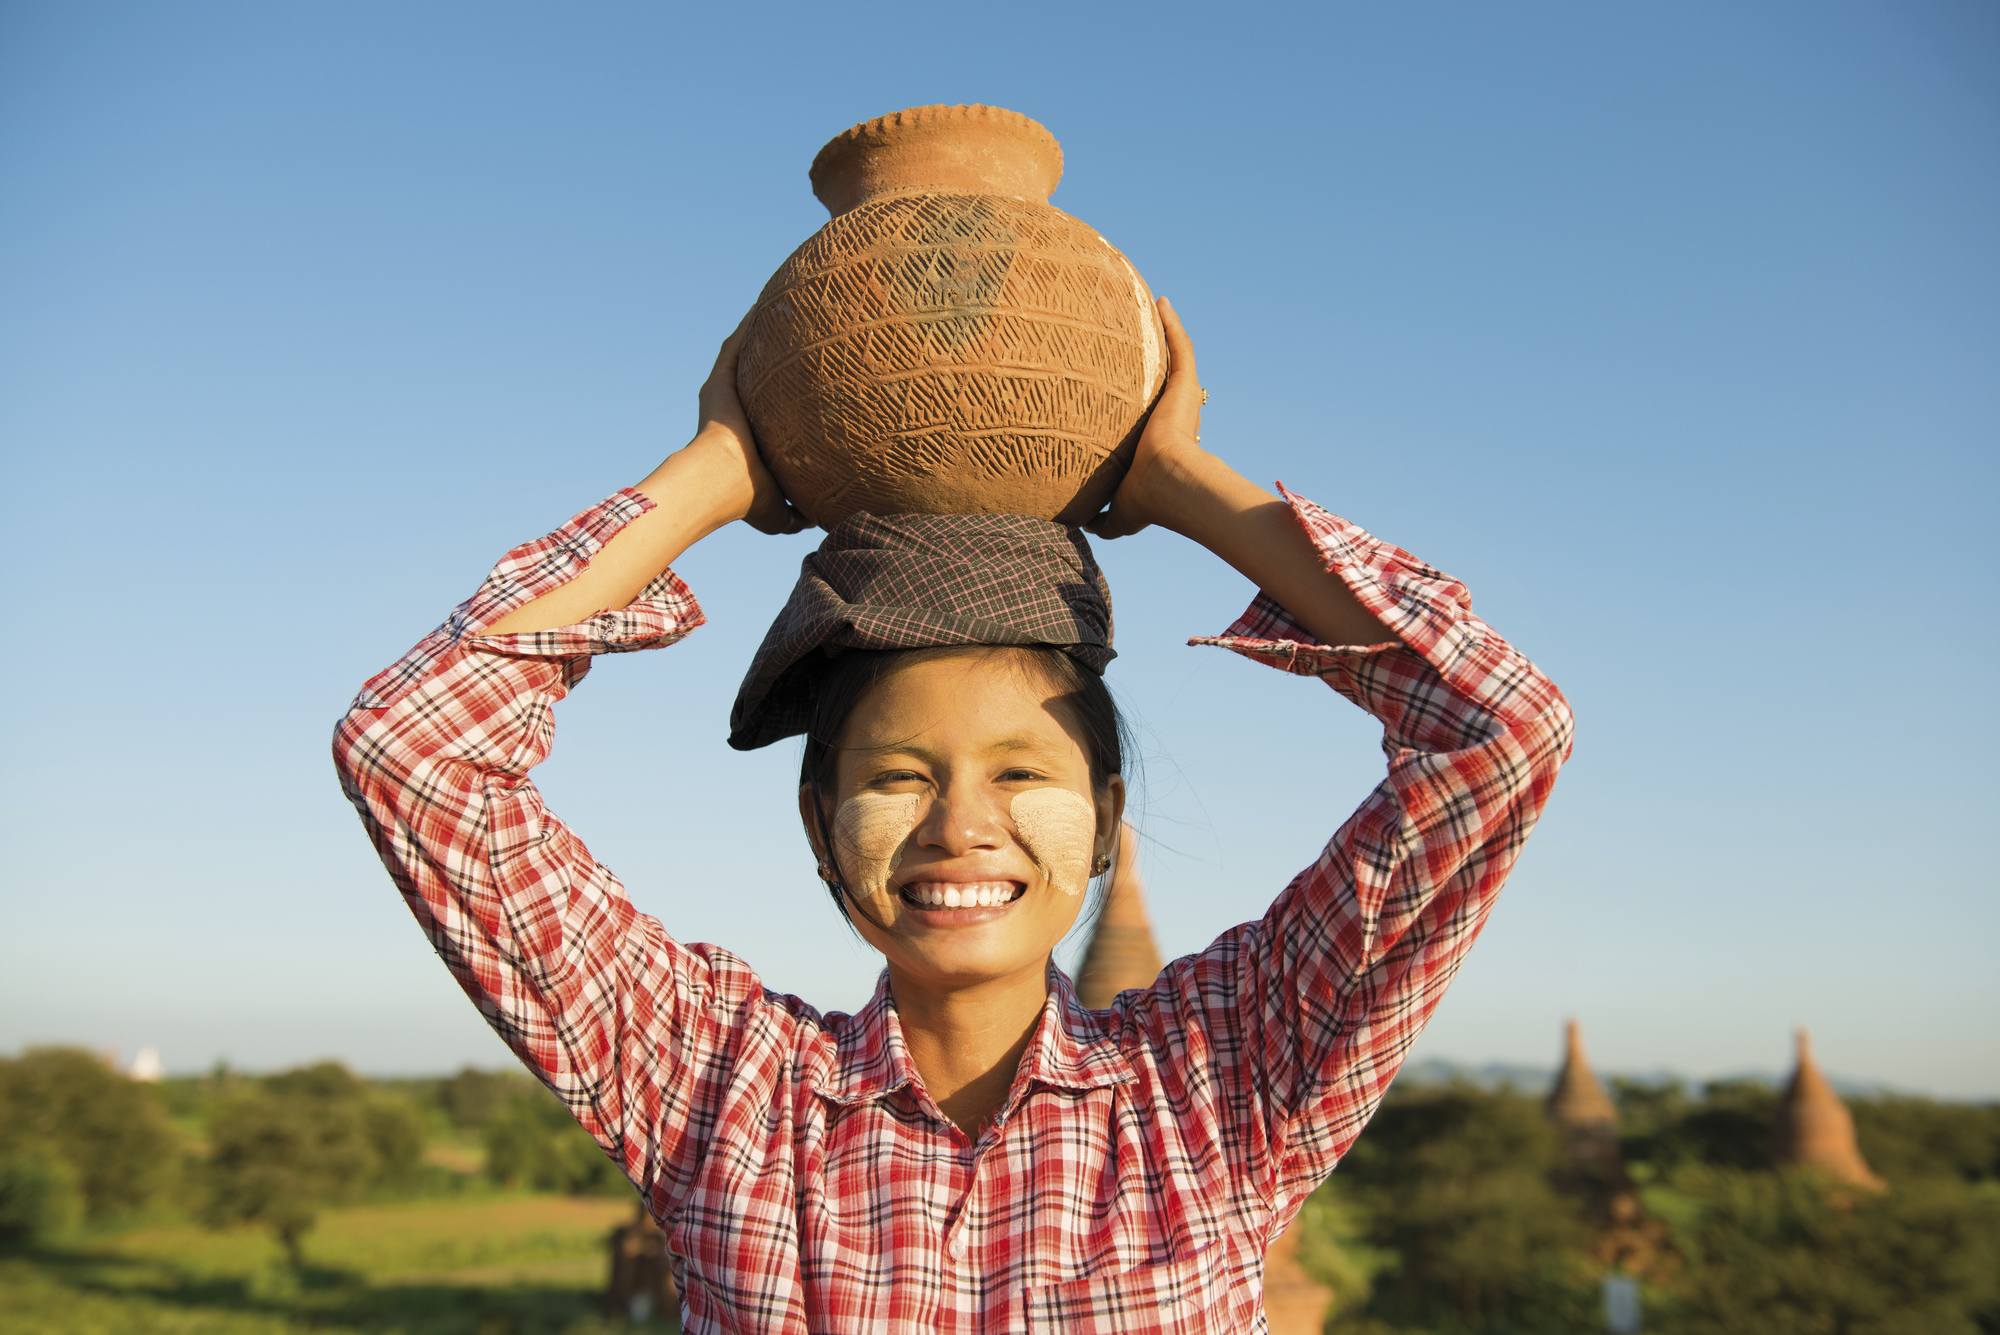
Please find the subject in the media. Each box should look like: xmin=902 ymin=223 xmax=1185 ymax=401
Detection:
xmin=833 ymin=792 xmax=920 ymax=915
xmin=1010 ymin=788 xmax=1097 ymax=897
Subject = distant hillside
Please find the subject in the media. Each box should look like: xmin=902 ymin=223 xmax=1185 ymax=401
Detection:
xmin=1392 ymin=1058 xmax=1893 ymax=1098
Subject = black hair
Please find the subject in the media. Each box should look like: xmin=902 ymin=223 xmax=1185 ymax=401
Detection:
xmin=797 ymin=645 xmax=1128 ymax=923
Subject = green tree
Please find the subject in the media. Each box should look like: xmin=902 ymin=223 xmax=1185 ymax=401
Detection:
xmin=1655 ymin=1165 xmax=2000 ymax=1335
xmin=0 ymin=1047 xmax=177 ymax=1222
xmin=1334 ymin=1083 xmax=1597 ymax=1333
xmin=1848 ymin=1095 xmax=2000 ymax=1185
xmin=482 ymin=1085 xmax=628 ymax=1196
xmin=202 ymin=1061 xmax=426 ymax=1267
xmin=1292 ymin=1176 xmax=1395 ymax=1320
xmin=1620 ymin=1078 xmax=1776 ymax=1175
xmin=0 ymin=1150 xmax=84 ymax=1246
xmin=436 ymin=1066 xmax=537 ymax=1131
xmin=1307 ymin=1078 xmax=2000 ymax=1334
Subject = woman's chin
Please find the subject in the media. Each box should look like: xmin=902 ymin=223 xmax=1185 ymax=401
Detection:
xmin=884 ymin=898 xmax=1057 ymax=979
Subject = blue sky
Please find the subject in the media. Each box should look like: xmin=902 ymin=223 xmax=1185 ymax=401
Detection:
xmin=2 ymin=2 xmax=1994 ymax=1096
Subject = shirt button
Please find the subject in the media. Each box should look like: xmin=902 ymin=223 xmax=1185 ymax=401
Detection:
xmin=947 ymin=1235 xmax=966 ymax=1260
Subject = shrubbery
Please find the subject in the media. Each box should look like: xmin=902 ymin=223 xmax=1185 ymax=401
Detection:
xmin=202 ymin=1060 xmax=429 ymax=1266
xmin=0 ymin=1048 xmax=629 ymax=1271
xmin=1324 ymin=1084 xmax=1599 ymax=1332
xmin=0 ymin=1152 xmax=84 ymax=1246
xmin=1652 ymin=1165 xmax=2000 ymax=1335
xmin=0 ymin=1047 xmax=178 ymax=1243
xmin=419 ymin=1065 xmax=628 ymax=1197
xmin=481 ymin=1084 xmax=629 ymax=1197
xmin=1299 ymin=1079 xmax=2000 ymax=1334
xmin=19 ymin=1040 xmax=1986 ymax=1329
xmin=435 ymin=1065 xmax=539 ymax=1131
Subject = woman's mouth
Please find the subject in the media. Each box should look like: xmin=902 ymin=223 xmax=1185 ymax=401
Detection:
xmin=899 ymin=881 xmax=1024 ymax=910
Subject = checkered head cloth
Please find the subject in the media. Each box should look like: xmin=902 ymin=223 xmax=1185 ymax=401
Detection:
xmin=728 ymin=512 xmax=1115 ymax=751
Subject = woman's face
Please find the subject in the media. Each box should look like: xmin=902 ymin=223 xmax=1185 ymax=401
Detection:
xmin=801 ymin=649 xmax=1125 ymax=997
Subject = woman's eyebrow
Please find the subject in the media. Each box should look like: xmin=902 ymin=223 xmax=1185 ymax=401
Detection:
xmin=857 ymin=736 xmax=1063 ymax=764
xmin=855 ymin=741 xmax=942 ymax=765
xmin=986 ymin=735 xmax=1065 ymax=759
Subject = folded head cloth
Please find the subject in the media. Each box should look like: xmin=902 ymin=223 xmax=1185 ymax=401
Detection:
xmin=729 ymin=511 xmax=1114 ymax=751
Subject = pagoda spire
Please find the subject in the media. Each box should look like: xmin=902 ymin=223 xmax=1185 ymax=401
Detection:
xmin=1543 ymin=1021 xmax=1674 ymax=1279
xmin=1774 ymin=1028 xmax=1884 ymax=1190
xmin=1545 ymin=1019 xmax=1625 ymax=1183
xmin=1547 ymin=1019 xmax=1619 ymax=1131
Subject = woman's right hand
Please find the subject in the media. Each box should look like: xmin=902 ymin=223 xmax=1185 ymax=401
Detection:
xmin=676 ymin=312 xmax=809 ymax=537
xmin=481 ymin=313 xmax=806 ymax=636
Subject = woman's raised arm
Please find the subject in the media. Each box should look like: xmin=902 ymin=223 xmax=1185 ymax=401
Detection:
xmin=1091 ymin=299 xmax=1574 ymax=1234
xmin=483 ymin=317 xmax=806 ymax=636
xmin=332 ymin=316 xmax=808 ymax=1223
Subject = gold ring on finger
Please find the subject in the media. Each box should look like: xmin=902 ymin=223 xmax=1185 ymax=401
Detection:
xmin=1200 ymin=388 xmax=1210 ymax=405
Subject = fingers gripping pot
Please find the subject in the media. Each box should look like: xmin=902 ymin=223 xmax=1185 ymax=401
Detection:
xmin=736 ymin=104 xmax=1168 ymax=530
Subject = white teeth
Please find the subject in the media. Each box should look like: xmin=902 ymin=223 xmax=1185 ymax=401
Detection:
xmin=905 ymin=883 xmax=1016 ymax=908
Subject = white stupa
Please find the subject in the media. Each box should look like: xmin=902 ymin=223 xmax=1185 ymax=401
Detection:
xmin=128 ymin=1047 xmax=165 ymax=1082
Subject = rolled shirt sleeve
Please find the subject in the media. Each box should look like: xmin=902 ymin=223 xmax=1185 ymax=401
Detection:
xmin=333 ymin=488 xmax=755 ymax=1216
xmin=1129 ymin=482 xmax=1575 ymax=1216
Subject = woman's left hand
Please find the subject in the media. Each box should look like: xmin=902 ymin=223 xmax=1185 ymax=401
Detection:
xmin=1082 ymin=298 xmax=1393 ymax=648
xmin=1086 ymin=297 xmax=1210 ymax=540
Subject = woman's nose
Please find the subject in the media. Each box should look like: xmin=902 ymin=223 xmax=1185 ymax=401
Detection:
xmin=917 ymin=784 xmax=1008 ymax=855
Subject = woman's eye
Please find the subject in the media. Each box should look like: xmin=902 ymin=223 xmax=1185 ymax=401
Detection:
xmin=999 ymin=769 xmax=1047 ymax=783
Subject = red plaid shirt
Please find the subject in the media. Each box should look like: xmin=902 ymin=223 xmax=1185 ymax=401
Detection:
xmin=334 ymin=485 xmax=1572 ymax=1333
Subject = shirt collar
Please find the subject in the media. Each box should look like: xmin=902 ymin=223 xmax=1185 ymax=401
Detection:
xmin=815 ymin=973 xmax=918 ymax=1107
xmin=1026 ymin=966 xmax=1139 ymax=1092
xmin=815 ymin=967 xmax=1135 ymax=1108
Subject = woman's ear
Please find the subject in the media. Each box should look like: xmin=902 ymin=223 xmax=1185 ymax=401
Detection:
xmin=1093 ymin=775 xmax=1127 ymax=858
xmin=798 ymin=784 xmax=831 ymax=862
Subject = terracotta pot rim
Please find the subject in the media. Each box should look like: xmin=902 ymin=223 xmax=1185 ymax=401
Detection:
xmin=810 ymin=103 xmax=1064 ymax=215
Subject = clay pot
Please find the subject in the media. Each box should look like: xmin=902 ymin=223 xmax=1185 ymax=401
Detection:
xmin=737 ymin=105 xmax=1166 ymax=529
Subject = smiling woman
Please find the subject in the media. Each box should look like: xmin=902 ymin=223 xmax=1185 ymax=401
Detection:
xmin=795 ymin=640 xmax=1128 ymax=926
xmin=333 ymin=299 xmax=1575 ymax=1333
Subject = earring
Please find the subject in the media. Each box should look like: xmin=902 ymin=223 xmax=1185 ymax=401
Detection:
xmin=816 ymin=861 xmax=840 ymax=885
xmin=1090 ymin=852 xmax=1111 ymax=877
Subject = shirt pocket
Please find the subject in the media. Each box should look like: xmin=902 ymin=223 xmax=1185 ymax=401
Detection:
xmin=1021 ymin=1242 xmax=1234 ymax=1334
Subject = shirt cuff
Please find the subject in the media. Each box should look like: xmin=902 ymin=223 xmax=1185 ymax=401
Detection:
xmin=1189 ymin=482 xmax=1470 ymax=676
xmin=351 ymin=488 xmax=706 ymax=710
xmin=470 ymin=563 xmax=704 ymax=659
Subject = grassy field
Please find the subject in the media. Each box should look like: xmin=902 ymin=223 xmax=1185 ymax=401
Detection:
xmin=0 ymin=1191 xmax=672 ymax=1335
